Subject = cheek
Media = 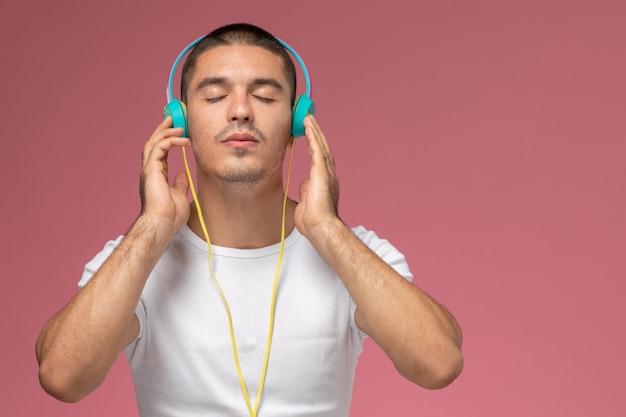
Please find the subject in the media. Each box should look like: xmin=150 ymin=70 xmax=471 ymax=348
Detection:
xmin=187 ymin=108 xmax=213 ymax=140
xmin=272 ymin=109 xmax=294 ymax=139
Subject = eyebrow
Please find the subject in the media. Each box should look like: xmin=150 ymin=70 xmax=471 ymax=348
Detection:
xmin=251 ymin=77 xmax=284 ymax=91
xmin=194 ymin=76 xmax=284 ymax=92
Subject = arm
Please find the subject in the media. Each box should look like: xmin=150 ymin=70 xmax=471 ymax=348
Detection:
xmin=294 ymin=116 xmax=463 ymax=389
xmin=35 ymin=117 xmax=191 ymax=402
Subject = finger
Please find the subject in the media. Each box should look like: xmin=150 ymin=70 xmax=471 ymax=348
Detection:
xmin=143 ymin=125 xmax=189 ymax=167
xmin=146 ymin=117 xmax=180 ymax=148
xmin=156 ymin=115 xmax=173 ymax=132
xmin=304 ymin=116 xmax=335 ymax=174
xmin=172 ymin=171 xmax=190 ymax=195
xmin=303 ymin=115 xmax=325 ymax=160
xmin=306 ymin=115 xmax=333 ymax=158
xmin=143 ymin=136 xmax=190 ymax=172
xmin=146 ymin=117 xmax=184 ymax=149
xmin=143 ymin=137 xmax=187 ymax=169
xmin=298 ymin=178 xmax=310 ymax=201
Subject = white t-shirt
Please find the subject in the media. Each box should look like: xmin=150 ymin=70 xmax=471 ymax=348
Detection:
xmin=79 ymin=224 xmax=413 ymax=417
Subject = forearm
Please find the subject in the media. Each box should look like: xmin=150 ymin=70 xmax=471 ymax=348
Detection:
xmin=310 ymin=218 xmax=463 ymax=388
xmin=297 ymin=116 xmax=462 ymax=387
xmin=36 ymin=215 xmax=172 ymax=402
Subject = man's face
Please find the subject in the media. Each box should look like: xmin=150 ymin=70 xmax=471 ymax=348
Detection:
xmin=185 ymin=44 xmax=293 ymax=185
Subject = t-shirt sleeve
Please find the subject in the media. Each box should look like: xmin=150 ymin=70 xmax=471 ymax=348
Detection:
xmin=351 ymin=226 xmax=414 ymax=283
xmin=349 ymin=226 xmax=414 ymax=339
xmin=78 ymin=236 xmax=124 ymax=290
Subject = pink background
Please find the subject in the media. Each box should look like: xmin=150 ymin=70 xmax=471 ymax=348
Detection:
xmin=1 ymin=0 xmax=625 ymax=416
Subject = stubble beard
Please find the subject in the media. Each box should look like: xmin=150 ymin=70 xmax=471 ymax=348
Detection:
xmin=213 ymin=122 xmax=284 ymax=185
xmin=217 ymin=149 xmax=266 ymax=184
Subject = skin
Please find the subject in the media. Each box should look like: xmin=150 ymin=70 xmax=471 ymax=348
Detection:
xmin=36 ymin=43 xmax=463 ymax=404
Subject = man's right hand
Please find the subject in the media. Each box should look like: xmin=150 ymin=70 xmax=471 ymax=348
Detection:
xmin=35 ymin=117 xmax=193 ymax=403
xmin=139 ymin=116 xmax=192 ymax=238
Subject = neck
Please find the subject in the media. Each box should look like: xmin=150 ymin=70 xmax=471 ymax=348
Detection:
xmin=187 ymin=176 xmax=296 ymax=249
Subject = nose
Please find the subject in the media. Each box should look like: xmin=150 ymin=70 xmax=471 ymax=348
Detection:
xmin=227 ymin=91 xmax=254 ymax=124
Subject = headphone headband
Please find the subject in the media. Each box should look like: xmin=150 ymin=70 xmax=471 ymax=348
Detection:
xmin=166 ymin=36 xmax=203 ymax=103
xmin=164 ymin=34 xmax=315 ymax=138
xmin=166 ymin=37 xmax=312 ymax=104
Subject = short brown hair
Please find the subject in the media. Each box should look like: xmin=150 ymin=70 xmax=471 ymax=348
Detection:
xmin=180 ymin=23 xmax=297 ymax=104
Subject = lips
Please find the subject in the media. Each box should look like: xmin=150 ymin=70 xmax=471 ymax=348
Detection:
xmin=222 ymin=132 xmax=259 ymax=144
xmin=221 ymin=132 xmax=260 ymax=149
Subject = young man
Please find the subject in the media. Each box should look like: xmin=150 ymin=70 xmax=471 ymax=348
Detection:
xmin=36 ymin=23 xmax=463 ymax=417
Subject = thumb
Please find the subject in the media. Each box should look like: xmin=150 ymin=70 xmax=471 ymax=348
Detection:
xmin=172 ymin=171 xmax=190 ymax=196
xmin=298 ymin=178 xmax=310 ymax=201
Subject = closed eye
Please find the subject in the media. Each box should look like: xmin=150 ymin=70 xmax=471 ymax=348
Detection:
xmin=254 ymin=95 xmax=275 ymax=103
xmin=206 ymin=96 xmax=226 ymax=103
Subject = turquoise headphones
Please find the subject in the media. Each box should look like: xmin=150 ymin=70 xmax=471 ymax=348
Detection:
xmin=164 ymin=36 xmax=315 ymax=138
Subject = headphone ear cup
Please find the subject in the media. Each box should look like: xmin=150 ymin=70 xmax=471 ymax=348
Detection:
xmin=163 ymin=99 xmax=189 ymax=137
xmin=291 ymin=95 xmax=315 ymax=137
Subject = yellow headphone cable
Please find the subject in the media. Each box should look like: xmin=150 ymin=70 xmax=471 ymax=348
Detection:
xmin=181 ymin=138 xmax=296 ymax=417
